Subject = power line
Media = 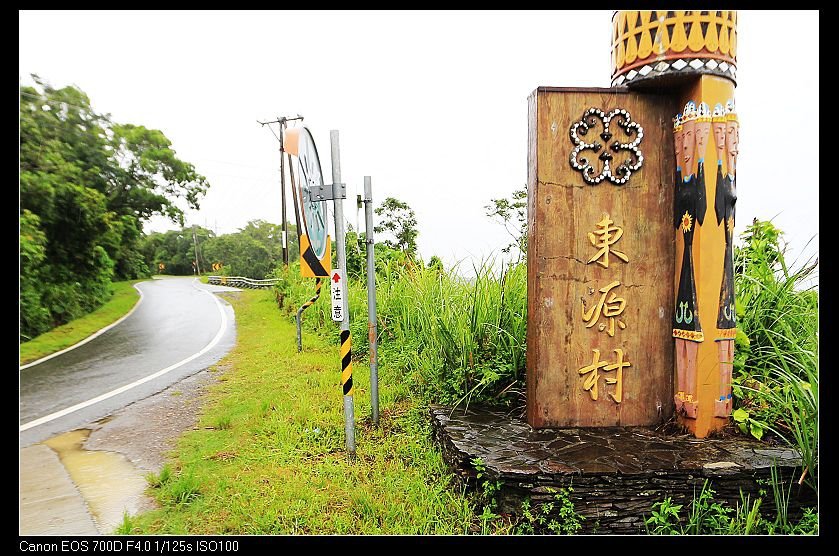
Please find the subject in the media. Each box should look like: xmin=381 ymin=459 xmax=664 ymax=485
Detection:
xmin=21 ymin=115 xmax=282 ymax=184
xmin=190 ymin=158 xmax=276 ymax=172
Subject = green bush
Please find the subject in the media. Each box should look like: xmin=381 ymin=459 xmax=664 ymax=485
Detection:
xmin=732 ymin=219 xmax=818 ymax=490
xmin=646 ymin=478 xmax=817 ymax=535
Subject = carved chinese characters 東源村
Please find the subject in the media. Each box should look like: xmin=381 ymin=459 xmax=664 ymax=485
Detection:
xmin=578 ymin=348 xmax=631 ymax=403
xmin=579 ymin=213 xmax=632 ymax=403
xmin=587 ymin=215 xmax=628 ymax=268
xmin=582 ymin=280 xmax=627 ymax=337
xmin=569 ymin=107 xmax=644 ymax=185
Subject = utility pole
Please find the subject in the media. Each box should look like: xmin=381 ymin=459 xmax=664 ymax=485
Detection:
xmin=258 ymin=114 xmax=304 ymax=267
xmin=192 ymin=225 xmax=201 ymax=275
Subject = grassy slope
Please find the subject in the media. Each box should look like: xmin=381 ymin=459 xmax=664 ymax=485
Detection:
xmin=129 ymin=289 xmax=476 ymax=534
xmin=19 ymin=279 xmax=144 ymax=365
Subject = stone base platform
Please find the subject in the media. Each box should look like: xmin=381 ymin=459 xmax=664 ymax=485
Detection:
xmin=430 ymin=405 xmax=817 ymax=534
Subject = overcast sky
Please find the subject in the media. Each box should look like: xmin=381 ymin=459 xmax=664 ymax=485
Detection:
xmin=19 ymin=10 xmax=819 ymax=276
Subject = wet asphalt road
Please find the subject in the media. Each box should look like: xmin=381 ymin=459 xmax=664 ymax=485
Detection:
xmin=19 ymin=277 xmax=237 ymax=447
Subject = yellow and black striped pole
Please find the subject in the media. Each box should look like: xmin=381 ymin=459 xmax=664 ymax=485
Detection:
xmin=295 ymin=278 xmax=322 ymax=353
xmin=340 ymin=329 xmax=353 ymax=397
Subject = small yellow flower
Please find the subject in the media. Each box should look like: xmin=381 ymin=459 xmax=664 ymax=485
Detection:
xmin=681 ymin=211 xmax=693 ymax=232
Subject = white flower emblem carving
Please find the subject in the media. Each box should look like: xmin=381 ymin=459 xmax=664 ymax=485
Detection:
xmin=569 ymin=107 xmax=644 ymax=185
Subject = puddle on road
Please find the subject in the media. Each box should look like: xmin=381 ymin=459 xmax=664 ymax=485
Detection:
xmin=44 ymin=429 xmax=151 ymax=534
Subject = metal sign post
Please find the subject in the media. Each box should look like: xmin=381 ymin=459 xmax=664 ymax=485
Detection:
xmin=192 ymin=225 xmax=202 ymax=276
xmin=362 ymin=176 xmax=380 ymax=426
xmin=296 ymin=278 xmax=322 ymax=353
xmin=330 ymin=130 xmax=356 ymax=456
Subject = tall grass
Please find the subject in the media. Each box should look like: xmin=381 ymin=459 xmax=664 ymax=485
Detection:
xmin=376 ymin=259 xmax=527 ymax=408
xmin=273 ymin=256 xmax=527 ymax=410
xmin=645 ymin=476 xmax=818 ymax=535
xmin=275 ymin=218 xmax=817 ymax=490
xmin=734 ymin=219 xmax=818 ymax=382
xmin=733 ymin=219 xmax=818 ymax=491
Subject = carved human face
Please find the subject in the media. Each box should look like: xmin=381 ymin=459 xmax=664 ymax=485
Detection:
xmin=682 ymin=120 xmax=696 ymax=171
xmin=725 ymin=121 xmax=739 ymax=174
xmin=674 ymin=127 xmax=683 ymax=170
xmin=695 ymin=121 xmax=711 ymax=162
xmin=712 ymin=122 xmax=726 ymax=162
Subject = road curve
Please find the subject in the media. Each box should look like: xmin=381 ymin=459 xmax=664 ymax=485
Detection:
xmin=19 ymin=277 xmax=238 ymax=447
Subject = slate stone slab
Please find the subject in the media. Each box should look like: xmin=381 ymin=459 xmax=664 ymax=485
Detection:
xmin=430 ymin=405 xmax=817 ymax=534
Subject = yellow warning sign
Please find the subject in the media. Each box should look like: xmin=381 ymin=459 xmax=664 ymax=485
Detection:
xmin=300 ymin=234 xmax=331 ymax=278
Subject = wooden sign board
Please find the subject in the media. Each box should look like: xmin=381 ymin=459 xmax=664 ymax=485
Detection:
xmin=527 ymin=87 xmax=678 ymax=428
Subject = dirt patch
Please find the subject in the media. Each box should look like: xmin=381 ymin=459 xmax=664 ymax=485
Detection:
xmin=84 ymin=365 xmax=228 ymax=472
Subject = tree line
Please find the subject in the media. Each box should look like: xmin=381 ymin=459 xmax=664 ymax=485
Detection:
xmin=140 ymin=220 xmax=299 ymax=278
xmin=19 ymin=74 xmax=431 ymax=343
xmin=143 ymin=196 xmax=425 ymax=281
xmin=20 ymin=76 xmax=209 ymax=342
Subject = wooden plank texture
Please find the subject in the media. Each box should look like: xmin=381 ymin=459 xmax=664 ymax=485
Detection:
xmin=527 ymin=87 xmax=678 ymax=427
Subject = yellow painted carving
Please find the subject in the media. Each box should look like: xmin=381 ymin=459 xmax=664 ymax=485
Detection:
xmin=704 ymin=17 xmax=719 ymax=51
xmin=616 ymin=38 xmax=626 ymax=70
xmin=578 ymin=348 xmax=631 ymax=404
xmin=625 ymin=30 xmax=638 ymax=65
xmin=582 ymin=280 xmax=627 ymax=337
xmin=718 ymin=13 xmax=730 ymax=55
xmin=626 ymin=10 xmax=638 ymax=32
xmin=673 ymin=328 xmax=704 ymax=342
xmin=579 ymin=348 xmax=606 ymax=401
xmin=638 ymin=25 xmax=653 ymax=59
xmin=732 ymin=27 xmax=738 ymax=59
xmin=670 ymin=12 xmax=689 ymax=52
xmin=680 ymin=211 xmax=693 ymax=233
xmin=624 ymin=11 xmax=638 ymax=64
xmin=587 ymin=214 xmax=629 ymax=268
xmin=688 ymin=12 xmax=705 ymax=52
xmin=604 ymin=348 xmax=630 ymax=404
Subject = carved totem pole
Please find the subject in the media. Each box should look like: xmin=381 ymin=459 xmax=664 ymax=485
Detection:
xmin=611 ymin=10 xmax=739 ymax=437
xmin=527 ymin=11 xmax=737 ymax=438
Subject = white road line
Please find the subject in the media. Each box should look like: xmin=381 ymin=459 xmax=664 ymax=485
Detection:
xmin=20 ymin=283 xmax=146 ymax=371
xmin=20 ymin=283 xmax=229 ymax=432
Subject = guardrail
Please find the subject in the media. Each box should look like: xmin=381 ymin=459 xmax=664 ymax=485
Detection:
xmin=207 ymin=276 xmax=279 ymax=289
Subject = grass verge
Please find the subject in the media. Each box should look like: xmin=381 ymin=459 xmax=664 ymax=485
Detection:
xmin=19 ymin=279 xmax=144 ymax=365
xmin=125 ymin=289 xmax=477 ymax=534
